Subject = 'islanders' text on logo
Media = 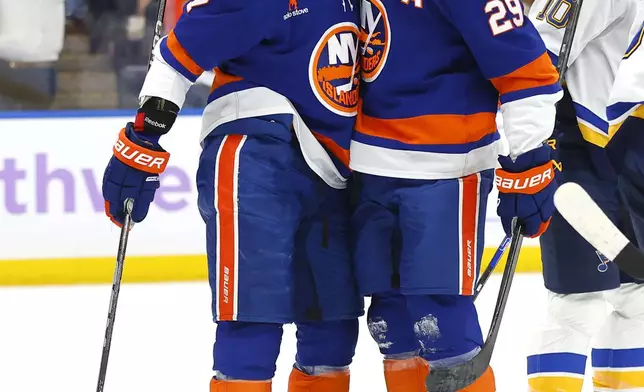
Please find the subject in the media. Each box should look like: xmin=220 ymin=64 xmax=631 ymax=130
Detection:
xmin=360 ymin=0 xmax=391 ymax=82
xmin=309 ymin=22 xmax=360 ymax=117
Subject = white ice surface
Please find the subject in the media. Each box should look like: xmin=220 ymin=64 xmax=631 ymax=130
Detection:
xmin=0 ymin=274 xmax=597 ymax=391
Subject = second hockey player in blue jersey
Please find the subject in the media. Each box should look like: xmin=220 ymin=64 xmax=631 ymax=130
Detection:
xmin=352 ymin=0 xmax=562 ymax=390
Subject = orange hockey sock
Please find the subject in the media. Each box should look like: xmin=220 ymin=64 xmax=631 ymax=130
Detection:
xmin=287 ymin=367 xmax=350 ymax=392
xmin=383 ymin=357 xmax=430 ymax=392
xmin=458 ymin=367 xmax=495 ymax=391
xmin=210 ymin=377 xmax=272 ymax=392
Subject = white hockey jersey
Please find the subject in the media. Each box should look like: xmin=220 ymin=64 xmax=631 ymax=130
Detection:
xmin=607 ymin=14 xmax=644 ymax=135
xmin=528 ymin=0 xmax=641 ymax=147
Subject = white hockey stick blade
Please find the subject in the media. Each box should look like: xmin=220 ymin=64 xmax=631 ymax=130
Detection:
xmin=554 ymin=182 xmax=644 ymax=279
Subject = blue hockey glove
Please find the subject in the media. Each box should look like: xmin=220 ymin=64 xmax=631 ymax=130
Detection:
xmin=102 ymin=98 xmax=178 ymax=227
xmin=495 ymin=144 xmax=557 ymax=238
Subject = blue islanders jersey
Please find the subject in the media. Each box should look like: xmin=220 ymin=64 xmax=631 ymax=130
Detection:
xmin=352 ymin=0 xmax=562 ymax=180
xmin=139 ymin=0 xmax=360 ymax=189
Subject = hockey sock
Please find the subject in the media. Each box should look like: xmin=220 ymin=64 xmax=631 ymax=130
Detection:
xmin=367 ymin=291 xmax=421 ymax=355
xmin=405 ymin=294 xmax=483 ymax=362
xmin=286 ymin=320 xmax=357 ymax=392
xmin=457 ymin=367 xmax=495 ymax=391
xmin=295 ymin=319 xmax=359 ymax=373
xmin=593 ymin=283 xmax=644 ymax=390
xmin=527 ymin=291 xmax=606 ymax=392
xmin=288 ymin=367 xmax=350 ymax=392
xmin=213 ymin=321 xmax=283 ymax=380
xmin=210 ymin=378 xmax=271 ymax=392
xmin=383 ymin=356 xmax=429 ymax=392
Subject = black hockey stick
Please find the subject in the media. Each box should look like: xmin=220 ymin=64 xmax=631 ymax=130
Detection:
xmin=96 ymin=198 xmax=135 ymax=392
xmin=425 ymin=222 xmax=523 ymax=390
xmin=555 ymin=183 xmax=644 ymax=279
xmin=556 ymin=0 xmax=584 ymax=82
xmin=473 ymin=235 xmax=511 ymax=301
xmin=148 ymin=0 xmax=168 ymax=70
xmin=96 ymin=2 xmax=168 ymax=390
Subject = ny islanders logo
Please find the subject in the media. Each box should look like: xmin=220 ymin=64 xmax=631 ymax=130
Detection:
xmin=359 ymin=0 xmax=390 ymax=82
xmin=309 ymin=22 xmax=360 ymax=117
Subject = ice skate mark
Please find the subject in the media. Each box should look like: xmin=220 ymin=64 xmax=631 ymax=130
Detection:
xmin=415 ymin=315 xmax=441 ymax=356
xmin=368 ymin=318 xmax=393 ymax=349
xmin=414 ymin=315 xmax=441 ymax=340
xmin=419 ymin=340 xmax=438 ymax=355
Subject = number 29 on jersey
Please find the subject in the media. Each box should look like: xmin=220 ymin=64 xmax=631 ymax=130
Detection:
xmin=485 ymin=0 xmax=525 ymax=36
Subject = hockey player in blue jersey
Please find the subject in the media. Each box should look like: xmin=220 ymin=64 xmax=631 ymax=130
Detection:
xmin=100 ymin=1 xmax=364 ymax=391
xmin=352 ymin=0 xmax=561 ymax=390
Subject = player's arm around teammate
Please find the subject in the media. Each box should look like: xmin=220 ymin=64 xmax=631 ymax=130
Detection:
xmin=351 ymin=0 xmax=561 ymax=391
xmin=101 ymin=1 xmax=365 ymax=391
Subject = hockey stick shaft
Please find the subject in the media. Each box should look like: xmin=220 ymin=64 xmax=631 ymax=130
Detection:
xmin=473 ymin=235 xmax=511 ymax=301
xmin=96 ymin=198 xmax=135 ymax=392
xmin=482 ymin=223 xmax=523 ymax=347
xmin=425 ymin=222 xmax=523 ymax=390
xmin=556 ymin=0 xmax=583 ymax=82
xmin=97 ymin=4 xmax=168 ymax=387
xmin=148 ymin=0 xmax=169 ymax=71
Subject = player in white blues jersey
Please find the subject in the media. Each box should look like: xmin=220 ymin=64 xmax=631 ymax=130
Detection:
xmin=526 ymin=1 xmax=644 ymax=390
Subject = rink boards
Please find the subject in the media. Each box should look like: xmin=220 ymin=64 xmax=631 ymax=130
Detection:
xmin=0 ymin=111 xmax=542 ymax=286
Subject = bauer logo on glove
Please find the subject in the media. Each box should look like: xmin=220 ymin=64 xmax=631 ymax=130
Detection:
xmin=495 ymin=162 xmax=554 ymax=194
xmin=113 ymin=128 xmax=170 ymax=174
xmin=103 ymin=123 xmax=173 ymax=226
xmin=495 ymin=144 xmax=558 ymax=238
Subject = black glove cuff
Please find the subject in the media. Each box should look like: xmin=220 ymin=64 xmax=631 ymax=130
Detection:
xmin=134 ymin=97 xmax=180 ymax=136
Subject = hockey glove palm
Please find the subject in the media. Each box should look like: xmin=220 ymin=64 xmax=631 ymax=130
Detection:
xmin=496 ymin=144 xmax=557 ymax=238
xmin=102 ymin=99 xmax=178 ymax=227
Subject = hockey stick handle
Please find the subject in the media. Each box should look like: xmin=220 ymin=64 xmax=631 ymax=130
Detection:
xmin=148 ymin=0 xmax=169 ymax=71
xmin=473 ymin=235 xmax=511 ymax=301
xmin=96 ymin=198 xmax=135 ymax=392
